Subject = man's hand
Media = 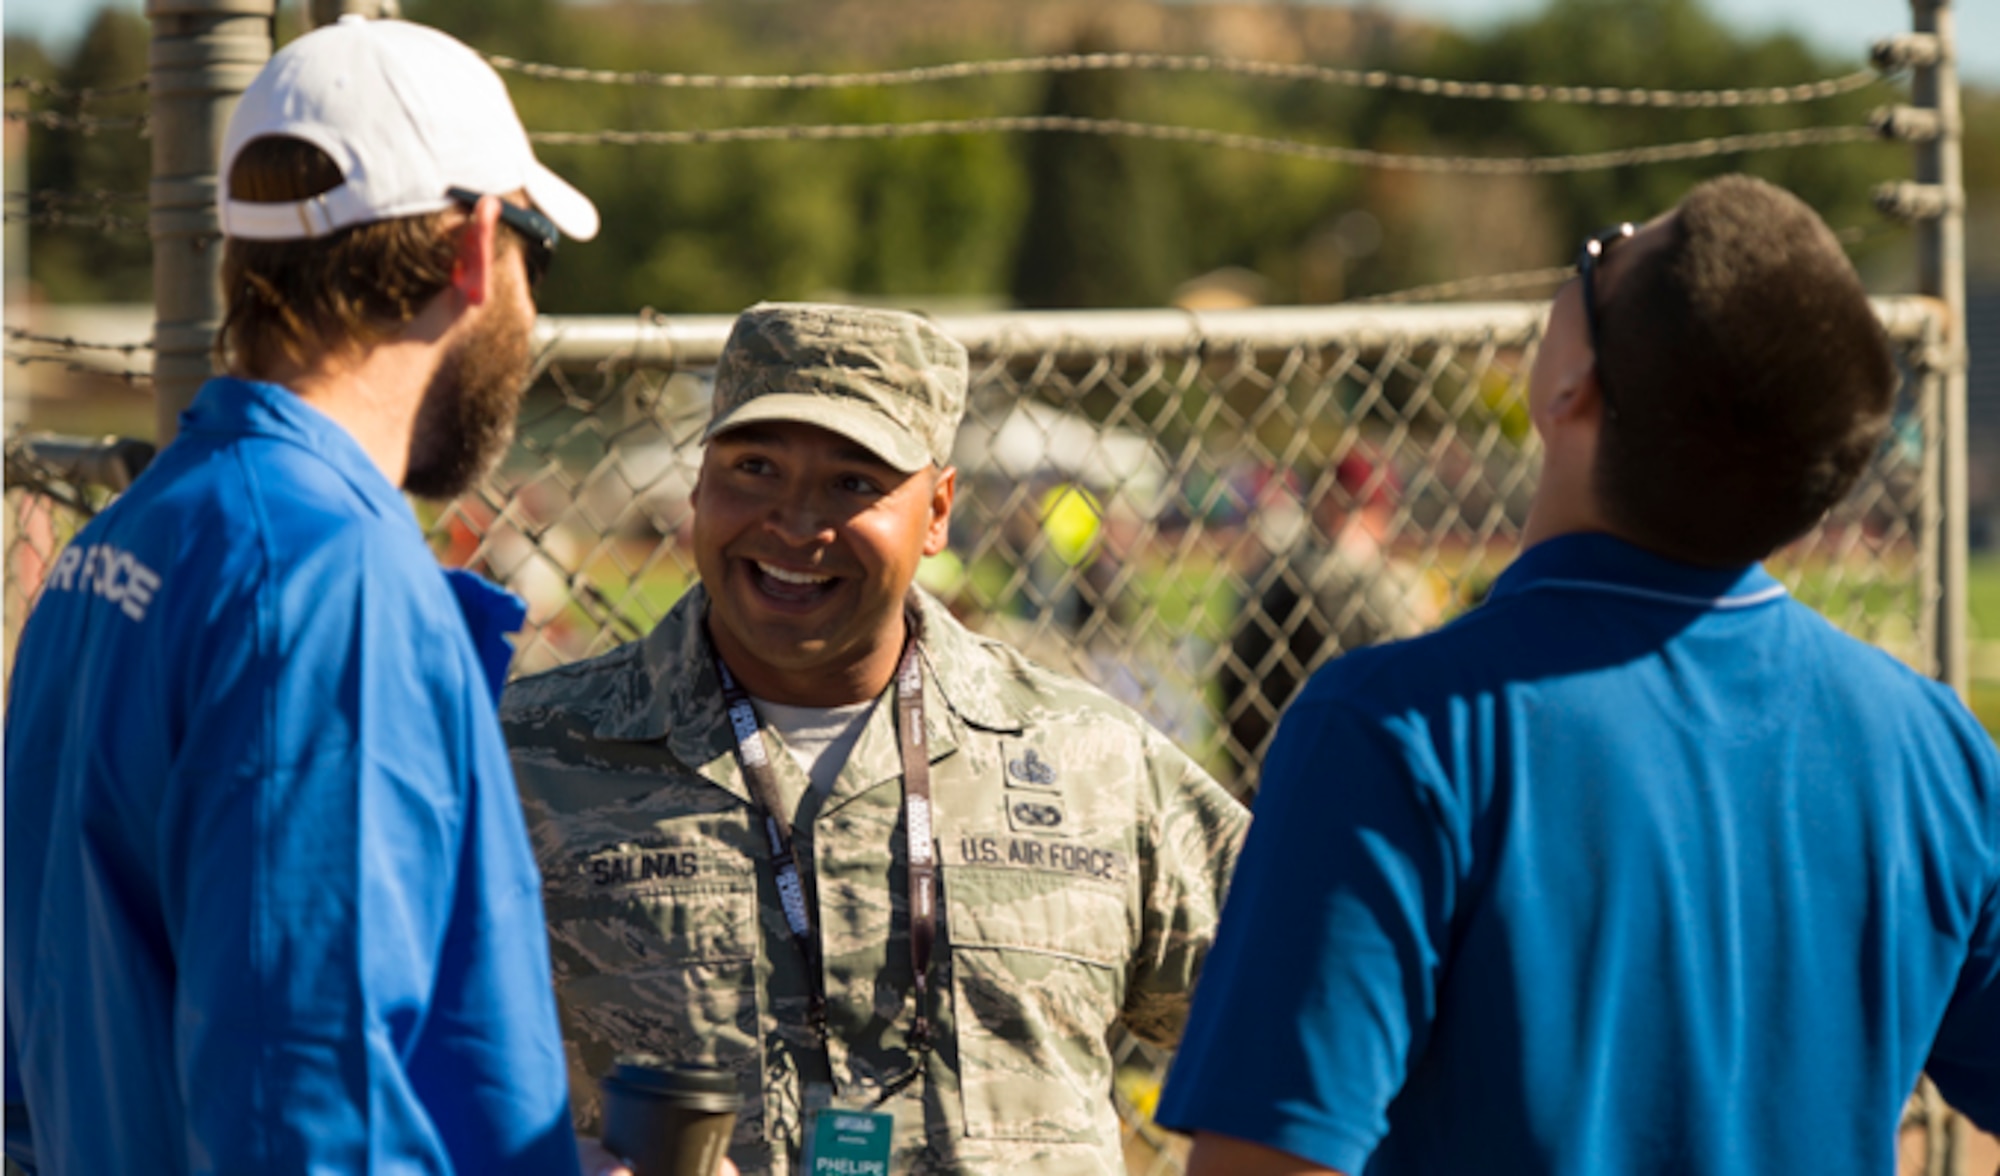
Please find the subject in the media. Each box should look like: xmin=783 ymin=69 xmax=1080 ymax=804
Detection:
xmin=577 ymin=1135 xmax=740 ymax=1176
xmin=577 ymin=1136 xmax=630 ymax=1176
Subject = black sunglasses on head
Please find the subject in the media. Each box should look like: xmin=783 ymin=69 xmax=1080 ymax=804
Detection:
xmin=1576 ymin=221 xmax=1636 ymax=417
xmin=448 ymin=187 xmax=556 ymax=289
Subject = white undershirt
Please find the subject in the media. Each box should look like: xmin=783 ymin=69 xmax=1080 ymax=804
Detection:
xmin=750 ymin=696 xmax=878 ymax=799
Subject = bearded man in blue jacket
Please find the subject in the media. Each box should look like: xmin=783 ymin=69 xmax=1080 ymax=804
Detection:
xmin=1158 ymin=176 xmax=2000 ymax=1176
xmin=4 ymin=18 xmax=602 ymax=1174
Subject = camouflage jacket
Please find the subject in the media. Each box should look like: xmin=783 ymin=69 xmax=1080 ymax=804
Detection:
xmin=501 ymin=587 xmax=1248 ymax=1175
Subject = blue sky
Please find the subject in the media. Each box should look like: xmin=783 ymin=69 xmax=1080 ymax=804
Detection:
xmin=8 ymin=0 xmax=1997 ymax=85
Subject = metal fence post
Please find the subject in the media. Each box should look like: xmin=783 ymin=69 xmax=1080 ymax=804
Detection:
xmin=147 ymin=0 xmax=275 ymax=446
xmin=1910 ymin=0 xmax=1970 ymax=700
xmin=1917 ymin=309 xmax=1946 ymax=681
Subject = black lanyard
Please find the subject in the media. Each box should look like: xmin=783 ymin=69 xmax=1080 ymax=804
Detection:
xmin=710 ymin=609 xmax=938 ymax=1099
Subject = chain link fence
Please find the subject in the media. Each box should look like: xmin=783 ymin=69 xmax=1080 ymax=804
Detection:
xmin=0 ymin=297 xmax=1959 ymax=1173
xmin=430 ymin=300 xmax=1947 ymax=787
xmin=410 ymin=296 xmax=1955 ymax=1174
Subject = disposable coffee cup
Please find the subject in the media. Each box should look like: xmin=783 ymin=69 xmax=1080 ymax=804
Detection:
xmin=600 ymin=1055 xmax=742 ymax=1176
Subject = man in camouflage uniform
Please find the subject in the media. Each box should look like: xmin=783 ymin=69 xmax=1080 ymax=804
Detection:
xmin=503 ymin=302 xmax=1248 ymax=1175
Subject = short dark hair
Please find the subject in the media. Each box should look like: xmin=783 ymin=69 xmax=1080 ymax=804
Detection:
xmin=216 ymin=136 xmax=468 ymax=378
xmin=1591 ymin=175 xmax=1895 ymax=565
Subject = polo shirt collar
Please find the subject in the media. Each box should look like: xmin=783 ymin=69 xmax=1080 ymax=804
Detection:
xmin=179 ymin=376 xmax=413 ymax=527
xmin=1489 ymin=531 xmax=1787 ymax=611
xmin=181 ymin=377 xmax=527 ymax=699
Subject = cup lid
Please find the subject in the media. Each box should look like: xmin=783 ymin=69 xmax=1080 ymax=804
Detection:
xmin=607 ymin=1055 xmax=741 ymax=1098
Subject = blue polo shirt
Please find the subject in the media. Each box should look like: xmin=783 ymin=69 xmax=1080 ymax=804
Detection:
xmin=1157 ymin=532 xmax=2000 ymax=1175
xmin=4 ymin=378 xmax=580 ymax=1175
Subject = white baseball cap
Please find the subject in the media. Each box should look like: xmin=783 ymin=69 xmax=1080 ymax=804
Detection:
xmin=220 ymin=16 xmax=598 ymax=243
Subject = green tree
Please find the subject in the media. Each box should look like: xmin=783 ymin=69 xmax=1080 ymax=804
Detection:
xmin=1349 ymin=0 xmax=1905 ymax=290
xmin=12 ymin=0 xmax=1969 ymax=312
xmin=1009 ymin=35 xmax=1183 ymax=308
xmin=22 ymin=8 xmax=152 ymax=303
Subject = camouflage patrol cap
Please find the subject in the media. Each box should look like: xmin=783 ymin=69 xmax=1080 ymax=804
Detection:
xmin=703 ymin=302 xmax=967 ymax=473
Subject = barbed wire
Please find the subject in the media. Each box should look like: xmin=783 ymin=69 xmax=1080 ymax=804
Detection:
xmin=5 ymin=329 xmax=153 ymax=355
xmin=4 ymin=190 xmax=149 ymax=231
xmin=4 ymin=188 xmax=148 ymax=209
xmin=1831 ymin=222 xmax=1905 ymax=249
xmin=1352 ymin=223 xmax=1893 ymax=305
xmin=3 ymin=109 xmax=148 ymax=133
xmin=1353 ymin=266 xmax=1575 ymax=305
xmin=6 ymin=76 xmax=148 ymax=103
xmin=3 ymin=442 xmax=103 ymax=520
xmin=2 ymin=351 xmax=154 ymax=383
xmin=5 ymin=209 xmax=147 ymax=233
xmin=490 ymin=52 xmax=1885 ymax=109
xmin=531 ymin=117 xmax=1880 ymax=175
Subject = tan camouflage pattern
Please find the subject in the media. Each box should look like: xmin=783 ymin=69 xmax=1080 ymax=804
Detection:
xmin=502 ymin=587 xmax=1248 ymax=1175
xmin=702 ymin=303 xmax=968 ymax=473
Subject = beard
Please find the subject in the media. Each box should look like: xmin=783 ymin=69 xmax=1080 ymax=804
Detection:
xmin=403 ymin=276 xmax=535 ymax=500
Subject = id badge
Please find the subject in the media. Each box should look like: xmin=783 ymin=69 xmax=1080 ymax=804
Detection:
xmin=802 ymin=1106 xmax=893 ymax=1175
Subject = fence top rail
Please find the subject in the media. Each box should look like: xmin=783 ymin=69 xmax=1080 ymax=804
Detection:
xmin=532 ymin=297 xmax=1946 ymax=366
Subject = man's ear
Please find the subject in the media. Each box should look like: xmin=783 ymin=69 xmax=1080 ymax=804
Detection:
xmin=1531 ymin=326 xmax=1606 ymax=437
xmin=1535 ymin=360 xmax=1608 ymax=504
xmin=450 ymin=196 xmax=504 ymax=308
xmin=1545 ymin=364 xmax=1605 ymax=427
xmin=924 ymin=466 xmax=958 ymax=557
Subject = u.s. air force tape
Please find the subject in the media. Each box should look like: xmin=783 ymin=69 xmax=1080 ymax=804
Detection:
xmin=956 ymin=835 xmax=1126 ymax=882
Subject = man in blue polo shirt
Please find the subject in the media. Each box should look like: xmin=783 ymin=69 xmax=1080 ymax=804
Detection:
xmin=4 ymin=19 xmax=600 ymax=1174
xmin=1157 ymin=175 xmax=2000 ymax=1175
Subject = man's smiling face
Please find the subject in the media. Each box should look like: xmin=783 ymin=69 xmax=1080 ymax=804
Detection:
xmin=691 ymin=419 xmax=955 ymax=706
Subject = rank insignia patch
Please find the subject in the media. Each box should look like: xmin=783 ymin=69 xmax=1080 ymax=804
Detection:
xmin=1006 ymin=746 xmax=1058 ymax=789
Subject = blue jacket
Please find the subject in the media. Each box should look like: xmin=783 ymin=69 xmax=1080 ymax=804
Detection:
xmin=5 ymin=378 xmax=580 ymax=1174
